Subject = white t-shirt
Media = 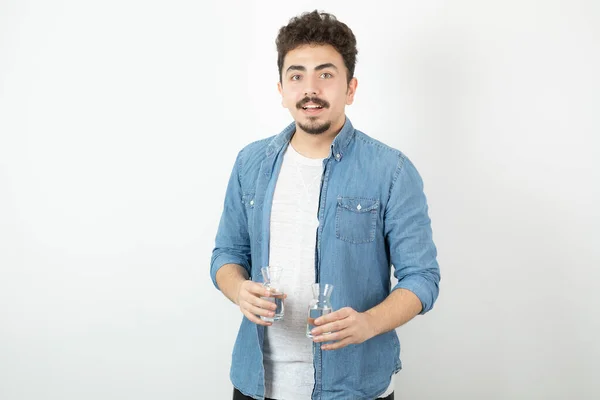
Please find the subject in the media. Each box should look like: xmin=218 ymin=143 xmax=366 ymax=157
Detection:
xmin=264 ymin=144 xmax=394 ymax=399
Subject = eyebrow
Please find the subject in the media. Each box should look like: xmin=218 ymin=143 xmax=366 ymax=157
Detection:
xmin=285 ymin=63 xmax=339 ymax=74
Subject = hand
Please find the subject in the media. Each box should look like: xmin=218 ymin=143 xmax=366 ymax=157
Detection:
xmin=236 ymin=280 xmax=285 ymax=326
xmin=310 ymin=307 xmax=377 ymax=350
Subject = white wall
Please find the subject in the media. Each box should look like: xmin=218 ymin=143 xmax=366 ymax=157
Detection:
xmin=1 ymin=1 xmax=598 ymax=399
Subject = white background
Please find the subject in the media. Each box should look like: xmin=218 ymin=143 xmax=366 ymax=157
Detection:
xmin=1 ymin=1 xmax=599 ymax=399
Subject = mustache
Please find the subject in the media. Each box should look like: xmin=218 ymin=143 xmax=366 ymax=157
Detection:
xmin=296 ymin=97 xmax=330 ymax=109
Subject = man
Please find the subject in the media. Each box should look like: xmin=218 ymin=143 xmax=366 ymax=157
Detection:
xmin=210 ymin=10 xmax=440 ymax=400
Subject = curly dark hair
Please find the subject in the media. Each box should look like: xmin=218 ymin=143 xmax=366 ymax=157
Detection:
xmin=275 ymin=10 xmax=358 ymax=84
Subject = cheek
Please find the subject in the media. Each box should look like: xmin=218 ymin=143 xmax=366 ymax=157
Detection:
xmin=281 ymin=91 xmax=300 ymax=109
xmin=325 ymin=87 xmax=347 ymax=107
xmin=331 ymin=94 xmax=346 ymax=109
xmin=284 ymin=96 xmax=297 ymax=110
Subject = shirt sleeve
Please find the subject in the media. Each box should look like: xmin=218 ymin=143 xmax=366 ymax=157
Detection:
xmin=210 ymin=150 xmax=252 ymax=290
xmin=384 ymin=155 xmax=440 ymax=314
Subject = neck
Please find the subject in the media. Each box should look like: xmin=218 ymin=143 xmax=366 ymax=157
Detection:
xmin=290 ymin=118 xmax=345 ymax=159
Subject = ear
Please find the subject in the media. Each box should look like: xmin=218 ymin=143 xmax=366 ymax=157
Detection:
xmin=277 ymin=81 xmax=285 ymax=107
xmin=346 ymin=77 xmax=358 ymax=105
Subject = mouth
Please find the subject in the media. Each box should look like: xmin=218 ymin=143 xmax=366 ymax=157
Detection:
xmin=300 ymin=103 xmax=326 ymax=115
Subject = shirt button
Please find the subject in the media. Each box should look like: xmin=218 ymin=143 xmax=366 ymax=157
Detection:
xmin=335 ymin=153 xmax=341 ymax=160
xmin=250 ymin=200 xmax=254 ymax=206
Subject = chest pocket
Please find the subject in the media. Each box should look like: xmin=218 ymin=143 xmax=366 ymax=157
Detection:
xmin=335 ymin=196 xmax=379 ymax=244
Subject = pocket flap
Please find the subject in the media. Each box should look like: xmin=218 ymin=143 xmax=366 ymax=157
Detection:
xmin=336 ymin=196 xmax=379 ymax=213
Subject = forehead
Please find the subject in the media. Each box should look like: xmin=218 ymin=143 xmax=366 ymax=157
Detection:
xmin=283 ymin=44 xmax=344 ymax=69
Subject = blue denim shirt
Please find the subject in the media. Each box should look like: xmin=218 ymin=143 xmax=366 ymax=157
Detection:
xmin=211 ymin=117 xmax=440 ymax=400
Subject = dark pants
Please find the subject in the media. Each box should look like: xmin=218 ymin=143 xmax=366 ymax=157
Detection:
xmin=233 ymin=387 xmax=394 ymax=400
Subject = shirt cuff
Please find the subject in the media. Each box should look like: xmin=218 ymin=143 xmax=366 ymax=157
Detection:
xmin=210 ymin=253 xmax=251 ymax=290
xmin=392 ymin=275 xmax=439 ymax=315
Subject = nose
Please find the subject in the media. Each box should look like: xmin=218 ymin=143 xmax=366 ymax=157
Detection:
xmin=303 ymin=75 xmax=319 ymax=97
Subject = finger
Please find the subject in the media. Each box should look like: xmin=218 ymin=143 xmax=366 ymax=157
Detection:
xmin=322 ymin=336 xmax=353 ymax=351
xmin=243 ymin=294 xmax=278 ymax=311
xmin=245 ymin=282 xmax=272 ymax=297
xmin=313 ymin=328 xmax=350 ymax=343
xmin=315 ymin=307 xmax=351 ymax=326
xmin=311 ymin=319 xmax=348 ymax=337
xmin=242 ymin=300 xmax=276 ymax=318
xmin=241 ymin=308 xmax=272 ymax=326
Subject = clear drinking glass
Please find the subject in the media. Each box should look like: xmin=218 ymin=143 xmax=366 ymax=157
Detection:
xmin=306 ymin=283 xmax=334 ymax=338
xmin=260 ymin=266 xmax=285 ymax=322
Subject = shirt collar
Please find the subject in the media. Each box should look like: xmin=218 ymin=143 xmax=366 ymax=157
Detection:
xmin=266 ymin=116 xmax=355 ymax=162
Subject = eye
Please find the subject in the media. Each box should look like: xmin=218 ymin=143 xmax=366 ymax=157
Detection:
xmin=291 ymin=75 xmax=301 ymax=81
xmin=320 ymin=72 xmax=333 ymax=79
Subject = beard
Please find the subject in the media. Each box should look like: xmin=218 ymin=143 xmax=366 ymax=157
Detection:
xmin=298 ymin=118 xmax=331 ymax=135
xmin=296 ymin=96 xmax=331 ymax=134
